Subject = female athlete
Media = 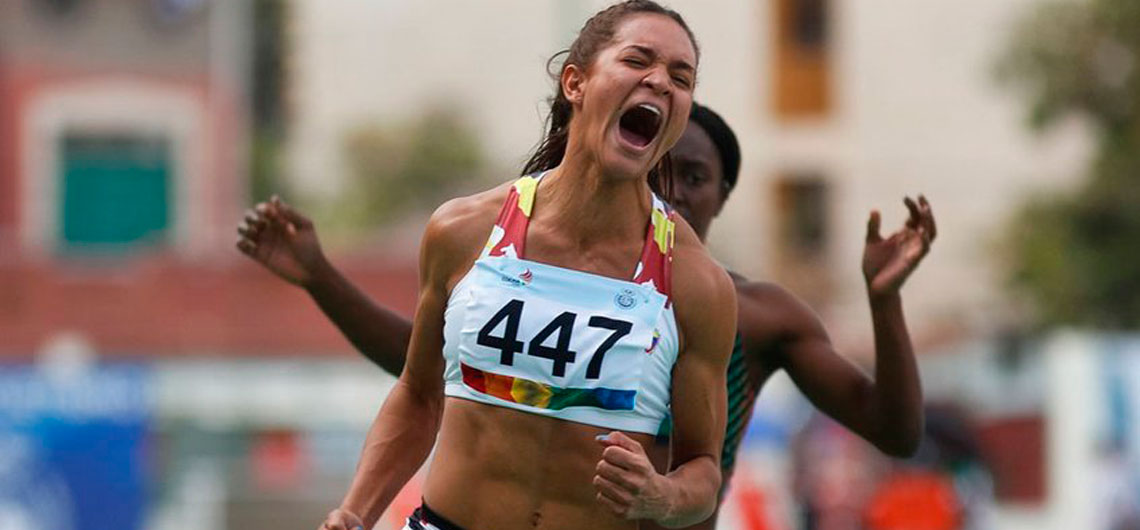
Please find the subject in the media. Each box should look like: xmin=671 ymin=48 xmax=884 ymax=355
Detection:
xmin=300 ymin=3 xmax=736 ymax=529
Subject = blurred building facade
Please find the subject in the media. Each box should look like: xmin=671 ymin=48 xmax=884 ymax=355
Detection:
xmin=0 ymin=0 xmax=418 ymax=358
xmin=0 ymin=3 xmax=412 ymax=529
xmin=0 ymin=0 xmax=247 ymax=260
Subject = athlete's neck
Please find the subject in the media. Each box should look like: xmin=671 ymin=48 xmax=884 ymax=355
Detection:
xmin=538 ymin=159 xmax=653 ymax=250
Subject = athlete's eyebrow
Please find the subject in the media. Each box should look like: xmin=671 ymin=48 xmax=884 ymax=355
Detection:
xmin=624 ymin=45 xmax=696 ymax=74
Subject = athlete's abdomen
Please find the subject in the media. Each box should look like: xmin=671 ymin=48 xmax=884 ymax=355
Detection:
xmin=423 ymin=398 xmax=651 ymax=530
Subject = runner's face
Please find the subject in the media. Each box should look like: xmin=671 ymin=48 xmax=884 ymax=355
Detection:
xmin=669 ymin=123 xmax=725 ymax=241
xmin=567 ymin=14 xmax=697 ymax=181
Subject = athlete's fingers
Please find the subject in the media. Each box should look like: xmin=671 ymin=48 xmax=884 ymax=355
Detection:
xmin=261 ymin=198 xmax=300 ymax=237
xmin=242 ymin=208 xmax=264 ymax=229
xmin=919 ymin=194 xmax=937 ymax=241
xmin=593 ymin=475 xmax=634 ymax=505
xmin=595 ymin=460 xmax=640 ymax=492
xmin=865 ymin=210 xmax=882 ymax=244
xmin=917 ymin=226 xmax=932 ymax=254
xmin=243 ymin=215 xmax=265 ymax=236
xmin=319 ymin=510 xmax=363 ymax=530
xmin=601 ymin=445 xmax=644 ymax=471
xmin=596 ymin=492 xmax=629 ymax=517
xmin=321 ymin=521 xmax=345 ymax=530
xmin=257 ymin=201 xmax=286 ymax=228
xmin=904 ymin=196 xmax=921 ymax=229
xmin=241 ymin=210 xmax=266 ymax=233
xmin=273 ymin=195 xmax=313 ymax=229
xmin=594 ymin=477 xmax=634 ymax=517
xmin=236 ymin=237 xmax=256 ymax=255
xmin=598 ymin=431 xmax=645 ymax=454
xmin=255 ymin=201 xmax=270 ymax=215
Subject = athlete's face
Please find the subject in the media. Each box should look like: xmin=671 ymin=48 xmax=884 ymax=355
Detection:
xmin=669 ymin=122 xmax=726 ymax=242
xmin=562 ymin=14 xmax=697 ymax=181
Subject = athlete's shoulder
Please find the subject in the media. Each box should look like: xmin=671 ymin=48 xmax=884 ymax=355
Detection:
xmin=426 ymin=180 xmax=514 ymax=237
xmin=672 ymin=215 xmax=731 ymax=286
xmin=732 ymin=277 xmax=827 ymax=355
xmin=420 ymin=179 xmax=516 ymax=284
xmin=733 ymin=278 xmax=801 ymax=310
xmin=670 ymin=217 xmax=736 ymax=335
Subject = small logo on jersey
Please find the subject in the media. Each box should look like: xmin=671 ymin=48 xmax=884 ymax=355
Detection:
xmin=499 ymin=267 xmax=533 ymax=287
xmin=614 ymin=288 xmax=638 ymax=310
xmin=645 ymin=329 xmax=661 ymax=355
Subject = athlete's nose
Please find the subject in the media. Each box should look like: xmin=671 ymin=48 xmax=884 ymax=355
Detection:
xmin=641 ymin=67 xmax=671 ymax=96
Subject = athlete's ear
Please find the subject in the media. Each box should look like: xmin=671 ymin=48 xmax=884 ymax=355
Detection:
xmin=562 ymin=64 xmax=586 ymax=106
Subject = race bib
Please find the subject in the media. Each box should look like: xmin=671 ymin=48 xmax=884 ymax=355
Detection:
xmin=456 ymin=257 xmax=666 ymax=411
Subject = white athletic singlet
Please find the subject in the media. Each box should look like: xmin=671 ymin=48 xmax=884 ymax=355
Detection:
xmin=441 ymin=174 xmax=680 ymax=434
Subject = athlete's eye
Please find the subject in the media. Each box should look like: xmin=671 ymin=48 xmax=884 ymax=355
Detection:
xmin=672 ymin=75 xmax=693 ymax=90
xmin=623 ymin=57 xmax=648 ymax=68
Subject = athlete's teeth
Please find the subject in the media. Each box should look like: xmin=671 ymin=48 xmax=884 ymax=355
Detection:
xmin=638 ymin=103 xmax=661 ymax=117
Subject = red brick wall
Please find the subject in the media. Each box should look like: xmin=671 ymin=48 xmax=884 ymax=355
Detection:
xmin=0 ymin=254 xmax=418 ymax=358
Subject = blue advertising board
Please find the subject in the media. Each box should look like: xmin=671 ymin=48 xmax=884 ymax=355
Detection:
xmin=0 ymin=364 xmax=150 ymax=530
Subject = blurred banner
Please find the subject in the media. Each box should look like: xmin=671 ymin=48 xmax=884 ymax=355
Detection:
xmin=0 ymin=364 xmax=151 ymax=530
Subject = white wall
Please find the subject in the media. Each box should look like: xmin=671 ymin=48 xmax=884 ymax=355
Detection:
xmin=287 ymin=0 xmax=570 ymax=197
xmin=810 ymin=0 xmax=1092 ymax=346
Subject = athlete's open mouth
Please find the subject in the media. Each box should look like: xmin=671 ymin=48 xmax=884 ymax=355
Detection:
xmin=618 ymin=103 xmax=662 ymax=149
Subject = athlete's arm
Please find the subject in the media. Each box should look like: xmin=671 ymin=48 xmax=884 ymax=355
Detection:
xmin=662 ymin=244 xmax=736 ymax=527
xmin=593 ymin=222 xmax=736 ymax=528
xmin=321 ymin=196 xmax=488 ymax=530
xmin=236 ymin=196 xmax=412 ymax=375
xmin=745 ymin=196 xmax=935 ymax=457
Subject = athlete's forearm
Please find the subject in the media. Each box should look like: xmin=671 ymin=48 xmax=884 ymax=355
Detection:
xmin=340 ymin=378 xmax=443 ymax=528
xmin=655 ymin=455 xmax=720 ymax=528
xmin=305 ymin=260 xmax=412 ymax=376
xmin=866 ymin=291 xmax=923 ymax=456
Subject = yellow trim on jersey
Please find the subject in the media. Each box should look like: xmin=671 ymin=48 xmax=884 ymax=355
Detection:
xmin=514 ymin=176 xmax=539 ymax=218
xmin=652 ymin=208 xmax=675 ymax=254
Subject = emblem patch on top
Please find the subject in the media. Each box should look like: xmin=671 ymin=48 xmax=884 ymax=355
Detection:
xmin=614 ymin=288 xmax=638 ymax=310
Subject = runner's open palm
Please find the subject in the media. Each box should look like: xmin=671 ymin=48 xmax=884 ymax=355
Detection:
xmin=236 ymin=196 xmax=325 ymax=287
xmin=862 ymin=195 xmax=936 ymax=297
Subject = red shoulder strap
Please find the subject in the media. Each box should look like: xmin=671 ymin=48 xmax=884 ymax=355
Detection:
xmin=483 ymin=176 xmax=540 ymax=259
xmin=631 ymin=194 xmax=676 ymax=306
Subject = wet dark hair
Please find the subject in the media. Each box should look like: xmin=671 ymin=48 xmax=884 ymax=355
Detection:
xmin=521 ymin=0 xmax=699 ymax=203
xmin=689 ymin=102 xmax=740 ymax=197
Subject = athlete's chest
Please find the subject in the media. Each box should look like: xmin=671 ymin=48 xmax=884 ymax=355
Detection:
xmin=521 ymin=230 xmax=647 ymax=282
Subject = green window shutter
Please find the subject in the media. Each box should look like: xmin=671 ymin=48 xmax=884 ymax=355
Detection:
xmin=59 ymin=134 xmax=172 ymax=253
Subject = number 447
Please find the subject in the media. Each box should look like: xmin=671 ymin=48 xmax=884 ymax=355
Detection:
xmin=477 ymin=299 xmax=633 ymax=379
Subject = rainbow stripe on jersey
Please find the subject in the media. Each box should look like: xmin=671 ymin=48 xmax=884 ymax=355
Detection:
xmin=461 ymin=363 xmax=636 ymax=411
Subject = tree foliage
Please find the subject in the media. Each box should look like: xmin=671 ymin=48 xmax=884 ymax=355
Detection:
xmin=999 ymin=0 xmax=1140 ymax=328
xmin=342 ymin=106 xmax=487 ymax=226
